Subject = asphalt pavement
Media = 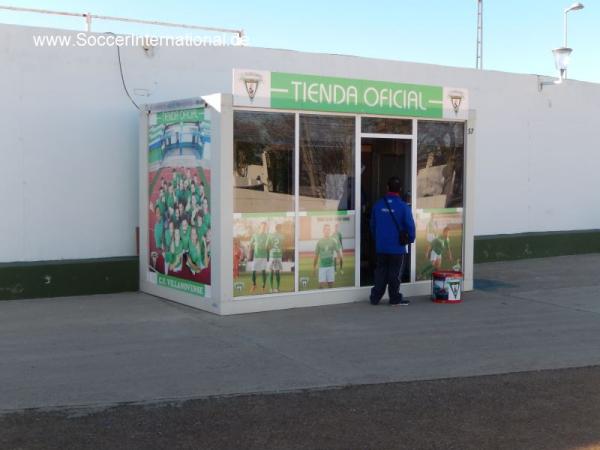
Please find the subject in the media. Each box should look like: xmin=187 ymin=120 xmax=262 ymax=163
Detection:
xmin=2 ymin=366 xmax=600 ymax=449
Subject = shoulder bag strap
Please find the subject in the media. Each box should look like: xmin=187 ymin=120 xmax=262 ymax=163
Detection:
xmin=384 ymin=197 xmax=402 ymax=235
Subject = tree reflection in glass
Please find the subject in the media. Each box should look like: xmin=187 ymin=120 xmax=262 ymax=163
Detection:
xmin=299 ymin=115 xmax=355 ymax=212
xmin=233 ymin=111 xmax=295 ymax=213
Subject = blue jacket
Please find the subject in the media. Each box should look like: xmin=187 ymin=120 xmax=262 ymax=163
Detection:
xmin=370 ymin=194 xmax=416 ymax=254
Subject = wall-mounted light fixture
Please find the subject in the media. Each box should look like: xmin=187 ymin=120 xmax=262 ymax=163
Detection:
xmin=539 ymin=2 xmax=584 ymax=91
xmin=448 ymin=91 xmax=464 ymax=114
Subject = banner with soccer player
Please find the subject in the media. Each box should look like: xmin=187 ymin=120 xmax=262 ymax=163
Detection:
xmin=415 ymin=208 xmax=463 ymax=281
xmin=233 ymin=213 xmax=295 ymax=297
xmin=147 ymin=107 xmax=212 ymax=297
xmin=298 ymin=211 xmax=355 ymax=291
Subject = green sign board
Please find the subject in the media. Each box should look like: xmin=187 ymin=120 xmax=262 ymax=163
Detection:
xmin=156 ymin=108 xmax=204 ymax=125
xmin=234 ymin=69 xmax=468 ymax=119
xmin=271 ymin=72 xmax=443 ymax=118
xmin=157 ymin=273 xmax=206 ymax=296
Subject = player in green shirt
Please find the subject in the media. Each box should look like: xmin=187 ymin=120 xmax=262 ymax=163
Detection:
xmin=153 ymin=208 xmax=164 ymax=250
xmin=249 ymin=221 xmax=269 ymax=293
xmin=180 ymin=218 xmax=191 ymax=252
xmin=182 ymin=180 xmax=192 ymax=204
xmin=333 ymin=223 xmax=344 ymax=275
xmin=166 ymin=228 xmax=184 ymax=273
xmin=420 ymin=226 xmax=454 ymax=278
xmin=426 ymin=214 xmax=438 ymax=243
xmin=195 ymin=213 xmax=209 ymax=240
xmin=166 ymin=185 xmax=176 ymax=211
xmin=155 ymin=188 xmax=167 ymax=217
xmin=171 ymin=169 xmax=181 ymax=189
xmin=313 ymin=223 xmax=343 ymax=289
xmin=266 ymin=224 xmax=285 ymax=293
xmin=175 ymin=180 xmax=185 ymax=205
xmin=164 ymin=221 xmax=174 ymax=251
xmin=201 ymin=197 xmax=211 ymax=227
xmin=186 ymin=227 xmax=206 ymax=274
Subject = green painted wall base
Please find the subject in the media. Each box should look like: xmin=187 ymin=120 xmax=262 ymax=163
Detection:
xmin=0 ymin=257 xmax=138 ymax=301
xmin=474 ymin=230 xmax=600 ymax=263
xmin=1 ymin=230 xmax=598 ymax=300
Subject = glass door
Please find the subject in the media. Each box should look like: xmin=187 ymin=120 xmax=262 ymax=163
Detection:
xmin=359 ymin=137 xmax=412 ymax=286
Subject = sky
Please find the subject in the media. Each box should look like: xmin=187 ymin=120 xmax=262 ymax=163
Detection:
xmin=2 ymin=0 xmax=599 ymax=83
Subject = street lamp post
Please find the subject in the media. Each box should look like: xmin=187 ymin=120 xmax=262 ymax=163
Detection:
xmin=564 ymin=2 xmax=584 ymax=47
xmin=539 ymin=2 xmax=584 ymax=91
xmin=562 ymin=2 xmax=584 ymax=78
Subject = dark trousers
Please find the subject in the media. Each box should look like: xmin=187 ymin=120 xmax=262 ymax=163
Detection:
xmin=370 ymin=253 xmax=405 ymax=305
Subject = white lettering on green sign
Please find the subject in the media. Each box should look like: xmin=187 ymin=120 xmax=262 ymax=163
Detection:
xmin=272 ymin=73 xmax=443 ymax=118
xmin=157 ymin=108 xmax=204 ymax=125
xmin=157 ymin=274 xmax=206 ymax=296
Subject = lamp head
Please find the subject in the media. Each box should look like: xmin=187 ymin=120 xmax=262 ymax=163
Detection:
xmin=553 ymin=47 xmax=572 ymax=71
xmin=553 ymin=47 xmax=573 ymax=81
xmin=565 ymin=2 xmax=584 ymax=13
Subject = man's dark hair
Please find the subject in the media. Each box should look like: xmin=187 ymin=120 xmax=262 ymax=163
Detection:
xmin=387 ymin=177 xmax=402 ymax=194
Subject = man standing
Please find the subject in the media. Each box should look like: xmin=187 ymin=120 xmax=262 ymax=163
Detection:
xmin=313 ymin=223 xmax=343 ymax=289
xmin=370 ymin=177 xmax=415 ymax=306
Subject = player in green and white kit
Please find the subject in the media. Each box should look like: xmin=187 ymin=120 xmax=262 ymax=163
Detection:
xmin=186 ymin=227 xmax=205 ymax=274
xmin=420 ymin=226 xmax=454 ymax=278
xmin=249 ymin=222 xmax=269 ymax=293
xmin=179 ymin=218 xmax=191 ymax=252
xmin=164 ymin=221 xmax=175 ymax=253
xmin=333 ymin=222 xmax=344 ymax=275
xmin=153 ymin=208 xmax=164 ymax=250
xmin=426 ymin=214 xmax=438 ymax=243
xmin=313 ymin=224 xmax=343 ymax=289
xmin=266 ymin=224 xmax=284 ymax=293
xmin=166 ymin=228 xmax=184 ymax=273
xmin=429 ymin=226 xmax=453 ymax=270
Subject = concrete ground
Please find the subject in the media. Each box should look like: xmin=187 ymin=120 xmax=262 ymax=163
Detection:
xmin=1 ymin=254 xmax=600 ymax=449
xmin=2 ymin=254 xmax=600 ymax=412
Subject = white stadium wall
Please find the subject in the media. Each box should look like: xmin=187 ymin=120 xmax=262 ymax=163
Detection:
xmin=1 ymin=23 xmax=599 ymax=263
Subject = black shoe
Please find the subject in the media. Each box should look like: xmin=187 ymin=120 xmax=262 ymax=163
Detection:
xmin=370 ymin=299 xmax=380 ymax=305
xmin=390 ymin=298 xmax=410 ymax=306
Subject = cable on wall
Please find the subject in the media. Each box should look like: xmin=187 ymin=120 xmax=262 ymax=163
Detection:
xmin=107 ymin=32 xmax=141 ymax=111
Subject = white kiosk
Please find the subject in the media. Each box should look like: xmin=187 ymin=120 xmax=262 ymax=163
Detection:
xmin=139 ymin=70 xmax=475 ymax=315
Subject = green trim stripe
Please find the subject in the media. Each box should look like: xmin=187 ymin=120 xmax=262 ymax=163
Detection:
xmin=417 ymin=208 xmax=462 ymax=214
xmin=1 ymin=231 xmax=598 ymax=301
xmin=305 ymin=210 xmax=354 ymax=217
xmin=0 ymin=257 xmax=138 ymax=301
xmin=474 ymin=230 xmax=600 ymax=263
xmin=235 ymin=212 xmax=293 ymax=219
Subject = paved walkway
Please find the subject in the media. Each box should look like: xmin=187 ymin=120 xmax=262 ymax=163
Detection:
xmin=1 ymin=254 xmax=599 ymax=412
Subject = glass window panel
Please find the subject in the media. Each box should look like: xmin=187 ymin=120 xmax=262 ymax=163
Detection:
xmin=416 ymin=121 xmax=464 ymax=209
xmin=298 ymin=115 xmax=356 ymax=290
xmin=361 ymin=117 xmax=412 ymax=134
xmin=299 ymin=115 xmax=355 ymax=212
xmin=233 ymin=111 xmax=295 ymax=213
xmin=233 ymin=215 xmax=295 ymax=296
xmin=415 ymin=121 xmax=465 ymax=281
xmin=233 ymin=111 xmax=296 ymax=297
